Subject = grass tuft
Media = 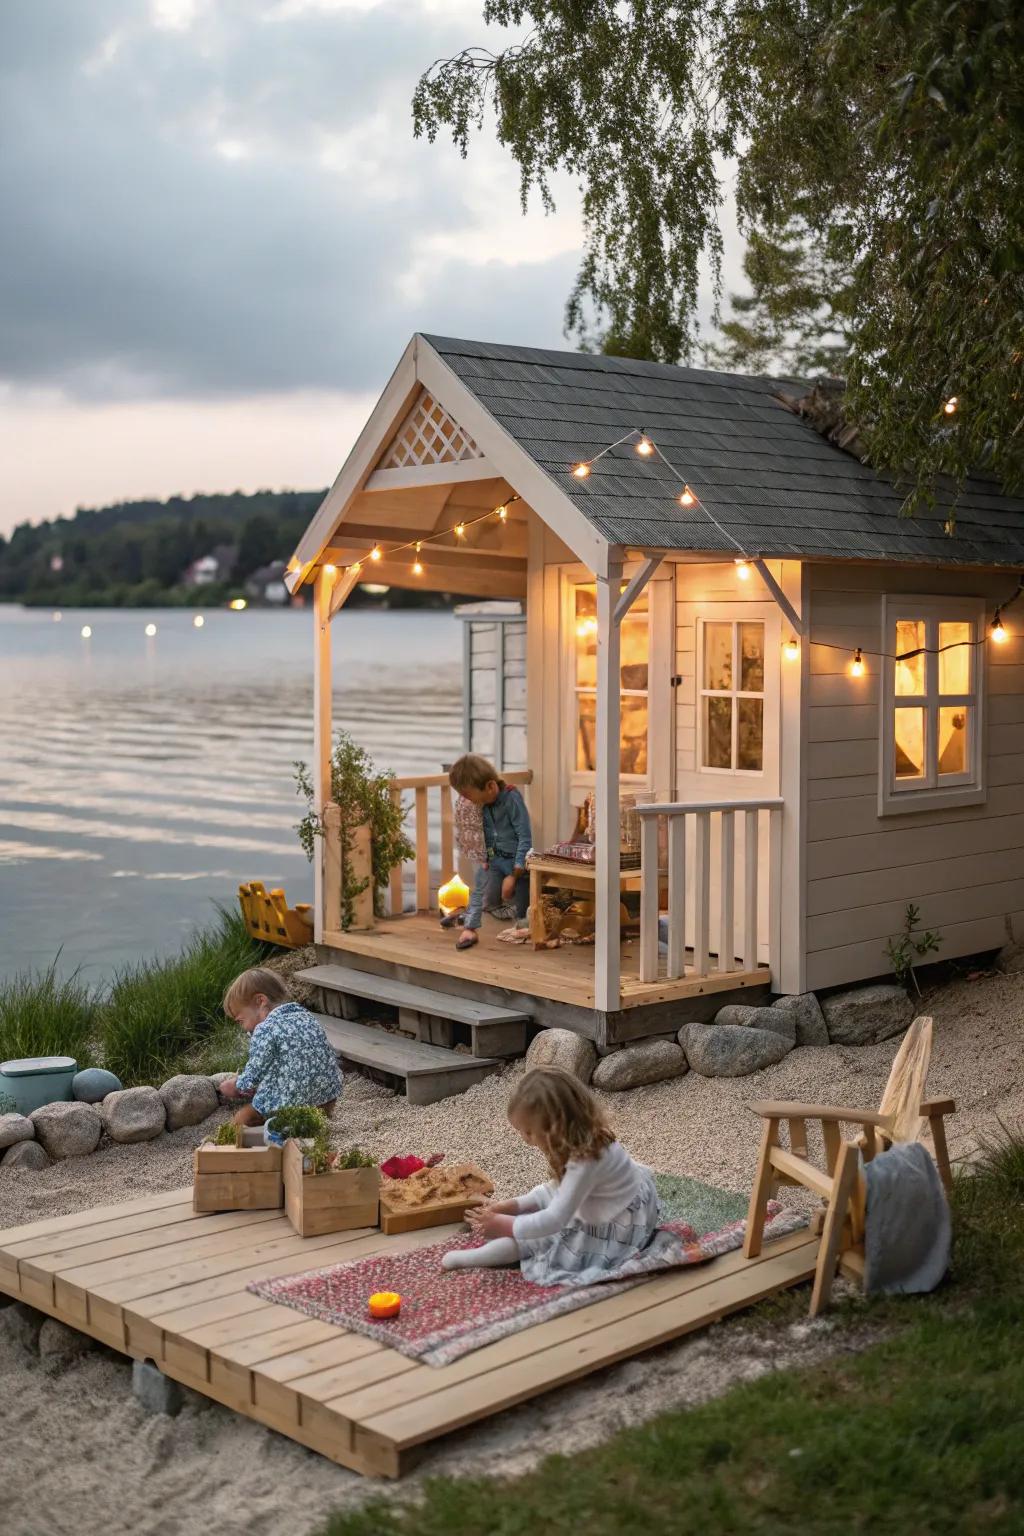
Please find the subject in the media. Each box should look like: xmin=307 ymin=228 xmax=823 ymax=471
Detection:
xmin=0 ymin=958 xmax=97 ymax=1069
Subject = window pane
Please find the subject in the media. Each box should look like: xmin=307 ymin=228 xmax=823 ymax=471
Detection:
xmin=895 ymin=620 xmax=926 ymax=696
xmin=738 ymin=622 xmax=765 ymax=693
xmin=621 ymin=696 xmax=648 ymax=776
xmin=704 ymin=623 xmax=732 ymax=690
xmin=703 ymin=696 xmax=733 ymax=768
xmin=574 ymin=586 xmax=597 ymax=688
xmin=939 ymin=622 xmax=972 ymax=694
xmin=938 ymin=706 xmax=969 ymax=776
xmin=894 ymin=708 xmax=926 ymax=779
xmin=737 ymin=698 xmax=764 ymax=770
xmin=576 ymin=692 xmax=597 ymax=772
xmin=620 ymin=613 xmax=649 ymax=692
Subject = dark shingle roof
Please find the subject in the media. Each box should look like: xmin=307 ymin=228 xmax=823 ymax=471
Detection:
xmin=424 ymin=334 xmax=1024 ymax=568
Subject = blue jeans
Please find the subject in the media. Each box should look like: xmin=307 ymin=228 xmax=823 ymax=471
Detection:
xmin=464 ymin=856 xmax=529 ymax=930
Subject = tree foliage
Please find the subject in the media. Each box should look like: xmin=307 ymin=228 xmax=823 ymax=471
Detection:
xmin=414 ymin=0 xmax=1024 ymax=500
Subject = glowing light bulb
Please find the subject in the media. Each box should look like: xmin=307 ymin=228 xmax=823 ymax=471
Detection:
xmin=454 ymin=524 xmax=466 ymax=538
xmin=678 ymin=486 xmax=696 ymax=507
xmin=943 ymin=396 xmax=959 ymax=416
xmin=991 ymin=611 xmax=1008 ymax=644
xmin=323 ymin=563 xmax=336 ymax=575
xmin=193 ymin=615 xmax=205 ymax=628
xmin=144 ymin=622 xmax=157 ymax=637
xmin=229 ymin=598 xmax=247 ymax=611
xmin=783 ymin=636 xmax=800 ymax=662
xmin=80 ymin=624 xmax=92 ymax=639
xmin=412 ymin=543 xmax=424 ymax=577
xmin=496 ymin=504 xmax=508 ymax=521
xmin=851 ymin=647 xmax=866 ymax=678
xmin=735 ymin=559 xmax=751 ymax=580
xmin=572 ymin=462 xmax=591 ymax=479
xmin=370 ymin=545 xmax=382 ymax=562
xmin=635 ymin=436 xmax=654 ymax=456
xmin=349 ymin=561 xmax=362 ymax=576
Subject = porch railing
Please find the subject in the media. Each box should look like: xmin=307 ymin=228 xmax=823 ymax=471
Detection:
xmin=635 ymin=799 xmax=784 ymax=983
xmin=388 ymin=768 xmax=533 ymax=915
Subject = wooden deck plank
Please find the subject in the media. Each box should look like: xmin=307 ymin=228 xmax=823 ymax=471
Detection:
xmin=19 ymin=1209 xmax=285 ymax=1280
xmin=0 ymin=1197 xmax=199 ymax=1267
xmin=0 ymin=1188 xmax=191 ymax=1249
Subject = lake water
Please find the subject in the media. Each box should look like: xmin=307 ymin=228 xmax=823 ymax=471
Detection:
xmin=0 ymin=605 xmax=462 ymax=985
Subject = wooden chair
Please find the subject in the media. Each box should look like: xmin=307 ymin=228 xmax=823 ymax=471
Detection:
xmin=742 ymin=1016 xmax=956 ymax=1315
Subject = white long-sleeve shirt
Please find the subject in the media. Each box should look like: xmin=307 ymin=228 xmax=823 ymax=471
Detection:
xmin=511 ymin=1141 xmax=646 ymax=1242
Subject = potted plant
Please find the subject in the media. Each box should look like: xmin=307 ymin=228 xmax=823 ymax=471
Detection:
xmin=265 ymin=1104 xmax=329 ymax=1168
xmin=193 ymin=1120 xmax=284 ymax=1213
xmin=282 ymin=1123 xmax=381 ymax=1238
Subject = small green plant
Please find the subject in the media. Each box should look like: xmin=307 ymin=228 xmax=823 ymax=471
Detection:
xmin=0 ymin=958 xmax=97 ymax=1068
xmin=266 ymin=1104 xmax=329 ymax=1142
xmin=212 ymin=1121 xmax=244 ymax=1147
xmin=334 ymin=1145 xmax=377 ymax=1170
xmin=295 ymin=731 xmax=414 ymax=928
xmin=885 ymin=902 xmax=942 ymax=995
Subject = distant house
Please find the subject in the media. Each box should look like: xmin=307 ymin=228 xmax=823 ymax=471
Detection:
xmin=283 ymin=333 xmax=1024 ymax=1043
xmin=244 ymin=559 xmax=290 ymax=605
xmin=183 ymin=544 xmax=237 ymax=588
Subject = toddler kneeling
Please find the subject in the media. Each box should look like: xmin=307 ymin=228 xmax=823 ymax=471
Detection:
xmin=218 ymin=967 xmax=343 ymax=1128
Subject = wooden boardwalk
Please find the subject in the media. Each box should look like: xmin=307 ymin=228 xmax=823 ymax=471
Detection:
xmin=0 ymin=1191 xmax=818 ymax=1477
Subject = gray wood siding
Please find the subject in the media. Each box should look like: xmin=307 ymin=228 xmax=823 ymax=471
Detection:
xmin=804 ymin=564 xmax=1024 ymax=990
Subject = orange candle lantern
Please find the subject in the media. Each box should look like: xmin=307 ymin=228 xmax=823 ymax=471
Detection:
xmin=438 ymin=873 xmax=470 ymax=916
xmin=368 ymin=1291 xmax=402 ymax=1319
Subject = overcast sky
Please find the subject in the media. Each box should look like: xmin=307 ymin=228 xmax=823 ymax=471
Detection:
xmin=0 ymin=0 xmax=739 ymax=535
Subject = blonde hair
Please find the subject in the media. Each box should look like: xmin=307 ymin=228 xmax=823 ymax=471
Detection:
xmin=449 ymin=753 xmax=501 ymax=794
xmin=507 ymin=1067 xmax=614 ymax=1180
xmin=223 ymin=966 xmax=289 ymax=1015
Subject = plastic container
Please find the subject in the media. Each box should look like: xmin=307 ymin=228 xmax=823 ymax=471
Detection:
xmin=0 ymin=1056 xmax=78 ymax=1116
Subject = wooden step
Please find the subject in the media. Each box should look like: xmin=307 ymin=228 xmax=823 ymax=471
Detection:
xmin=316 ymin=1014 xmax=503 ymax=1106
xmin=298 ymin=964 xmax=531 ymax=1059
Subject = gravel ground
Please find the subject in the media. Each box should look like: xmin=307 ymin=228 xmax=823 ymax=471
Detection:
xmin=1 ymin=965 xmax=1020 ymax=1536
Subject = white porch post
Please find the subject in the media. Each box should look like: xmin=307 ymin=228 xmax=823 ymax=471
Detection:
xmin=312 ymin=566 xmax=334 ymax=943
xmin=594 ymin=555 xmax=624 ymax=1013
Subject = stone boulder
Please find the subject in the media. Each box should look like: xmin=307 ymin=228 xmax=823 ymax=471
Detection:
xmin=29 ymin=1101 xmax=101 ymax=1160
xmin=3 ymin=1139 xmax=51 ymax=1171
xmin=159 ymin=1074 xmax=219 ymax=1131
xmin=102 ymin=1086 xmax=166 ymax=1144
xmin=209 ymin=1072 xmax=238 ymax=1102
xmin=820 ymin=984 xmax=913 ymax=1046
xmin=0 ymin=1113 xmax=34 ymax=1150
xmin=679 ymin=1022 xmax=793 ymax=1078
xmin=771 ymin=993 xmax=829 ymax=1047
xmin=39 ymin=1318 xmax=96 ymax=1375
xmin=591 ymin=1038 xmax=688 ymax=1092
xmin=72 ymin=1067 xmax=123 ymax=1103
xmin=524 ymin=1029 xmax=597 ymax=1084
xmin=714 ymin=1004 xmax=797 ymax=1044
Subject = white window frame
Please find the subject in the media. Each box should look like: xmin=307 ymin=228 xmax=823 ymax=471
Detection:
xmin=879 ymin=594 xmax=986 ymax=816
xmin=696 ymin=616 xmax=770 ymax=778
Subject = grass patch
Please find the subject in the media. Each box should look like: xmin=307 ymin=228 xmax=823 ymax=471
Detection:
xmin=318 ymin=1135 xmax=1024 ymax=1536
xmin=0 ymin=959 xmax=97 ymax=1069
xmin=101 ymin=906 xmax=265 ymax=1084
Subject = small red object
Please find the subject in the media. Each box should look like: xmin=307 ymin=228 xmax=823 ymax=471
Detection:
xmin=380 ymin=1155 xmax=425 ymax=1180
xmin=368 ymin=1291 xmax=402 ymax=1319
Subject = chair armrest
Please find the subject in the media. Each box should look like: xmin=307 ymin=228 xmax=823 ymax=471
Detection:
xmin=748 ymin=1100 xmax=892 ymax=1128
xmin=919 ymin=1097 xmax=956 ymax=1117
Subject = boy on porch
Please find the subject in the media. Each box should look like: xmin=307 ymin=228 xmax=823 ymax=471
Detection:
xmin=448 ymin=753 xmax=532 ymax=951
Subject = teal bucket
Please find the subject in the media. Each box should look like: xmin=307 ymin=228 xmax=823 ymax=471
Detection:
xmin=0 ymin=1056 xmax=78 ymax=1116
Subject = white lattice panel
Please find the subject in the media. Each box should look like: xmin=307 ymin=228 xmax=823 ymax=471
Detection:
xmin=379 ymin=391 xmax=482 ymax=469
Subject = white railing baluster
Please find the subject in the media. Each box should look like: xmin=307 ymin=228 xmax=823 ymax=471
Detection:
xmin=693 ymin=811 xmax=712 ymax=977
xmin=639 ymin=814 xmax=660 ymax=982
xmin=718 ymin=809 xmax=735 ymax=973
xmin=667 ymin=814 xmax=686 ymax=979
xmin=414 ymin=785 xmax=430 ymax=911
xmin=743 ymin=808 xmax=759 ymax=969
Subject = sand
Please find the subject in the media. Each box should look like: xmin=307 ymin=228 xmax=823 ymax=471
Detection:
xmin=1 ymin=965 xmax=1021 ymax=1536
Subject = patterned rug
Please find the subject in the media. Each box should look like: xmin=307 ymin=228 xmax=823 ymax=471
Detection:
xmin=248 ymin=1176 xmax=806 ymax=1368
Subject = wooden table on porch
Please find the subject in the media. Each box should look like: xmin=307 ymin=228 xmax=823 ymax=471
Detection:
xmin=528 ymin=854 xmax=662 ymax=948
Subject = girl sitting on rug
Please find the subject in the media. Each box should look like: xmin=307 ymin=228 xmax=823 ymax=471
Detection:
xmin=442 ymin=1067 xmax=661 ymax=1284
xmin=218 ymin=967 xmax=343 ymax=1128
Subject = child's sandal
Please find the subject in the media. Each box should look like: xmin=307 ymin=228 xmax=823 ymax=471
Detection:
xmin=456 ymin=931 xmax=479 ymax=950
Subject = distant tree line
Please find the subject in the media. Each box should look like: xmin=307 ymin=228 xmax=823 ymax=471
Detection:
xmin=0 ymin=489 xmax=458 ymax=609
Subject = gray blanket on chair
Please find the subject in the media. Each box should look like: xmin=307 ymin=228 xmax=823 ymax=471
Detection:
xmin=863 ymin=1141 xmax=951 ymax=1295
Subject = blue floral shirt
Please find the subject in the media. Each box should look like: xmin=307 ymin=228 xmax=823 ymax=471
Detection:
xmin=234 ymin=1002 xmax=343 ymax=1117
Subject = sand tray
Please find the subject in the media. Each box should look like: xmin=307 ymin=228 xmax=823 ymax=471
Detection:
xmin=378 ymin=1162 xmax=494 ymax=1235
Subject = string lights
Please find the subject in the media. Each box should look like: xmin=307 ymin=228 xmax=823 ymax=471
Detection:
xmin=323 ymin=495 xmax=524 ymax=581
xmin=850 ymin=647 xmax=866 ymax=679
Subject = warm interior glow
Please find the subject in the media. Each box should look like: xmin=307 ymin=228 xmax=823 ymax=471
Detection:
xmin=574 ymin=582 xmax=649 ymax=775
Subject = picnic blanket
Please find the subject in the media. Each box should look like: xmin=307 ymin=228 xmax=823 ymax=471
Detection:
xmin=248 ymin=1175 xmax=806 ymax=1367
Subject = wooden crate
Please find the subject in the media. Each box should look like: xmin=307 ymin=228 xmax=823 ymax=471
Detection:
xmin=282 ymin=1139 xmax=380 ymax=1238
xmin=378 ymin=1164 xmax=493 ymax=1235
xmin=193 ymin=1132 xmax=283 ymax=1213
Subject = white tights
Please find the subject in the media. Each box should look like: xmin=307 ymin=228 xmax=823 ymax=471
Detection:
xmin=441 ymin=1236 xmax=520 ymax=1270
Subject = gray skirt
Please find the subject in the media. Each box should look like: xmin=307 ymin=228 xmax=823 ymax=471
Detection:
xmin=517 ymin=1171 xmax=663 ymax=1288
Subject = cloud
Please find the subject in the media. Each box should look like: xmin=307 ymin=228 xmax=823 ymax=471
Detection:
xmin=0 ymin=0 xmax=583 ymax=403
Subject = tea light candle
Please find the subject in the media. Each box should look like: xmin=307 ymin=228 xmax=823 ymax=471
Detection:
xmin=368 ymin=1291 xmax=402 ymax=1319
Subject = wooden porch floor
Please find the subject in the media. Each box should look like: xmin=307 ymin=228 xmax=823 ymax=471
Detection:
xmin=323 ymin=912 xmax=769 ymax=1011
xmin=0 ymin=1191 xmax=817 ymax=1478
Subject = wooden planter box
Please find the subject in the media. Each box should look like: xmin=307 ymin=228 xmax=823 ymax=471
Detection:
xmin=282 ymin=1138 xmax=381 ymax=1237
xmin=193 ymin=1129 xmax=283 ymax=1213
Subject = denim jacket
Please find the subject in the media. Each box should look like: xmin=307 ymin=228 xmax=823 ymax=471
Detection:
xmin=482 ymin=784 xmax=532 ymax=867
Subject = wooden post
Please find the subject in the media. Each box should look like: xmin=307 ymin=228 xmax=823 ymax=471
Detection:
xmin=594 ymin=558 xmax=623 ymax=1013
xmin=312 ymin=566 xmax=334 ymax=943
xmin=349 ymin=821 xmax=375 ymax=931
xmin=322 ymin=802 xmax=342 ymax=938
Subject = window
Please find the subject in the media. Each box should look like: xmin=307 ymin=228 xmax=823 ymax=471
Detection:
xmin=881 ymin=596 xmax=984 ymax=813
xmin=573 ymin=581 xmax=649 ymax=778
xmin=699 ymin=619 xmax=766 ymax=773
